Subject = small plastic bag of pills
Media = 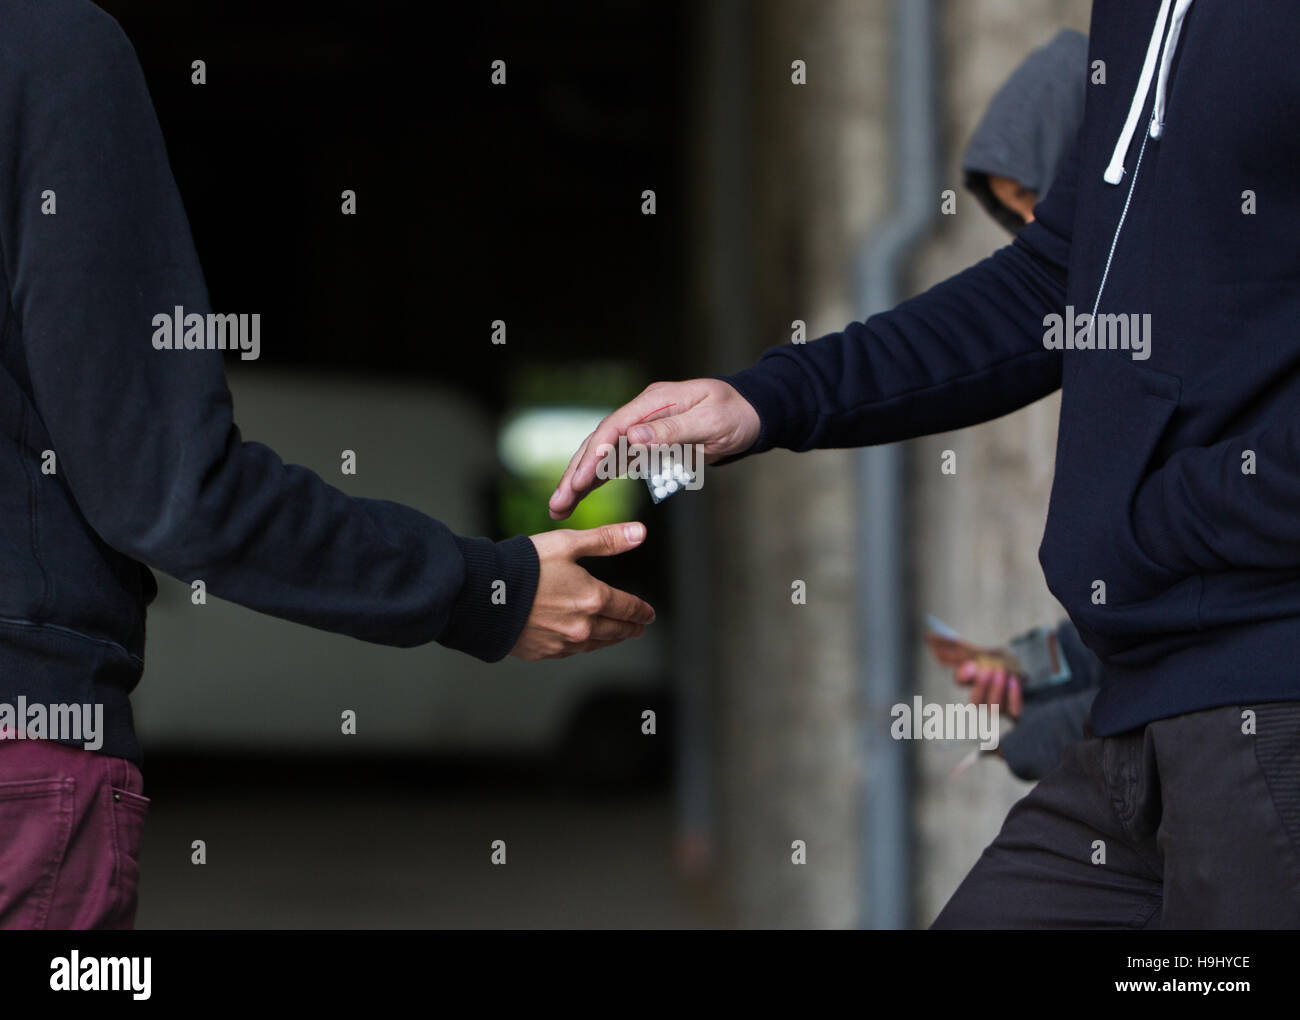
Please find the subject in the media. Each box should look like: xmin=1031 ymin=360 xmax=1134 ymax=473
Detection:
xmin=645 ymin=448 xmax=697 ymax=504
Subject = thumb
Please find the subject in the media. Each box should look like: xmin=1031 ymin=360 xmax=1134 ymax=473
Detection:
xmin=567 ymin=522 xmax=648 ymax=558
xmin=627 ymin=407 xmax=707 ymax=448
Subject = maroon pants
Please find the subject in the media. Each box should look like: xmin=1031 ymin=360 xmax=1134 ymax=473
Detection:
xmin=0 ymin=738 xmax=148 ymax=929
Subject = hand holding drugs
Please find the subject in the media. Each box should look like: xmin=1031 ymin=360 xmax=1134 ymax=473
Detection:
xmin=925 ymin=615 xmax=1024 ymax=720
xmin=547 ymin=379 xmax=760 ymax=520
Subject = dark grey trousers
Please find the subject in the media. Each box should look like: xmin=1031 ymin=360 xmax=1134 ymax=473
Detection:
xmin=932 ymin=702 xmax=1300 ymax=929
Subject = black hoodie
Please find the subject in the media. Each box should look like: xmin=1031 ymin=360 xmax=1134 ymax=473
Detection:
xmin=726 ymin=0 xmax=1300 ymax=735
xmin=0 ymin=0 xmax=539 ymax=764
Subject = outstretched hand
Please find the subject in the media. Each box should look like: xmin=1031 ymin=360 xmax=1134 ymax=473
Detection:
xmin=547 ymin=379 xmax=760 ymax=520
xmin=509 ymin=523 xmax=657 ymax=660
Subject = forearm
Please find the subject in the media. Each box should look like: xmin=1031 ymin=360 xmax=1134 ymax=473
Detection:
xmin=723 ymin=235 xmax=1067 ymax=454
xmin=27 ymin=289 xmax=540 ymax=657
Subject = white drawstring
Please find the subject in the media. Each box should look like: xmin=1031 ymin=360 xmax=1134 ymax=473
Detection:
xmin=1104 ymin=0 xmax=1195 ymax=184
xmin=1150 ymin=0 xmax=1195 ymax=139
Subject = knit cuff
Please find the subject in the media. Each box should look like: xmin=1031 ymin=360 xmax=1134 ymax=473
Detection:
xmin=438 ymin=535 xmax=540 ymax=662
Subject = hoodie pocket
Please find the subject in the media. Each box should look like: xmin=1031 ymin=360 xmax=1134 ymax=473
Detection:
xmin=1039 ymin=358 xmax=1199 ymax=658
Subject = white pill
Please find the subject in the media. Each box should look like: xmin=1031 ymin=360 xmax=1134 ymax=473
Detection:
xmin=665 ymin=479 xmax=679 ymax=494
xmin=653 ymin=486 xmax=667 ymax=500
xmin=651 ymin=473 xmax=663 ymax=487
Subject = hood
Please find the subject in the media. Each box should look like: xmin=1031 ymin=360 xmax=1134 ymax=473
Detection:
xmin=962 ymin=28 xmax=1088 ymax=234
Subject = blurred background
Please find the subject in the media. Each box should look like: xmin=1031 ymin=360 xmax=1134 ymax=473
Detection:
xmin=101 ymin=0 xmax=1091 ymax=928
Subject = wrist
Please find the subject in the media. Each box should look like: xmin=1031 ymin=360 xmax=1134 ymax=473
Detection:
xmin=438 ymin=535 xmax=540 ymax=662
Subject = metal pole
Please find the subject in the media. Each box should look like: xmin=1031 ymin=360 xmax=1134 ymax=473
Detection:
xmin=856 ymin=0 xmax=940 ymax=930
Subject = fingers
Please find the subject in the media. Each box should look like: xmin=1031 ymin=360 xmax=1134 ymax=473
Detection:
xmin=547 ymin=438 xmax=589 ymax=521
xmin=548 ymin=633 xmax=642 ymax=659
xmin=585 ymin=617 xmax=648 ymax=643
xmin=599 ymin=581 xmax=657 ymax=625
xmin=510 ymin=524 xmax=656 ymax=662
xmin=526 ymin=617 xmax=649 ymax=660
xmin=1006 ymin=675 xmax=1023 ymax=720
xmin=555 ymin=434 xmax=593 ymax=508
xmin=548 ymin=384 xmax=689 ymax=519
xmin=987 ymin=667 xmax=1007 ymax=710
xmin=514 ymin=617 xmax=649 ymax=661
xmin=958 ymin=660 xmax=1022 ymax=719
xmin=625 ymin=404 xmax=711 ymax=449
xmin=565 ymin=521 xmax=648 ymax=559
xmin=968 ymin=665 xmax=994 ymax=707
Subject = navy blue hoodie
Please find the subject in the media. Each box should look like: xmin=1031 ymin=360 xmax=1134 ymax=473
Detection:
xmin=0 ymin=1 xmax=539 ymax=764
xmin=726 ymin=0 xmax=1300 ymax=736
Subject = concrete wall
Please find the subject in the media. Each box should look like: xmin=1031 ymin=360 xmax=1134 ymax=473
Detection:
xmin=692 ymin=0 xmax=1092 ymax=927
xmin=700 ymin=0 xmax=890 ymax=928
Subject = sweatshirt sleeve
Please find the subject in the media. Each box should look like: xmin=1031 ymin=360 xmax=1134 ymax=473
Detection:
xmin=0 ymin=4 xmax=537 ymax=661
xmin=721 ymin=136 xmax=1081 ymax=455
xmin=999 ymin=686 xmax=1096 ymax=782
